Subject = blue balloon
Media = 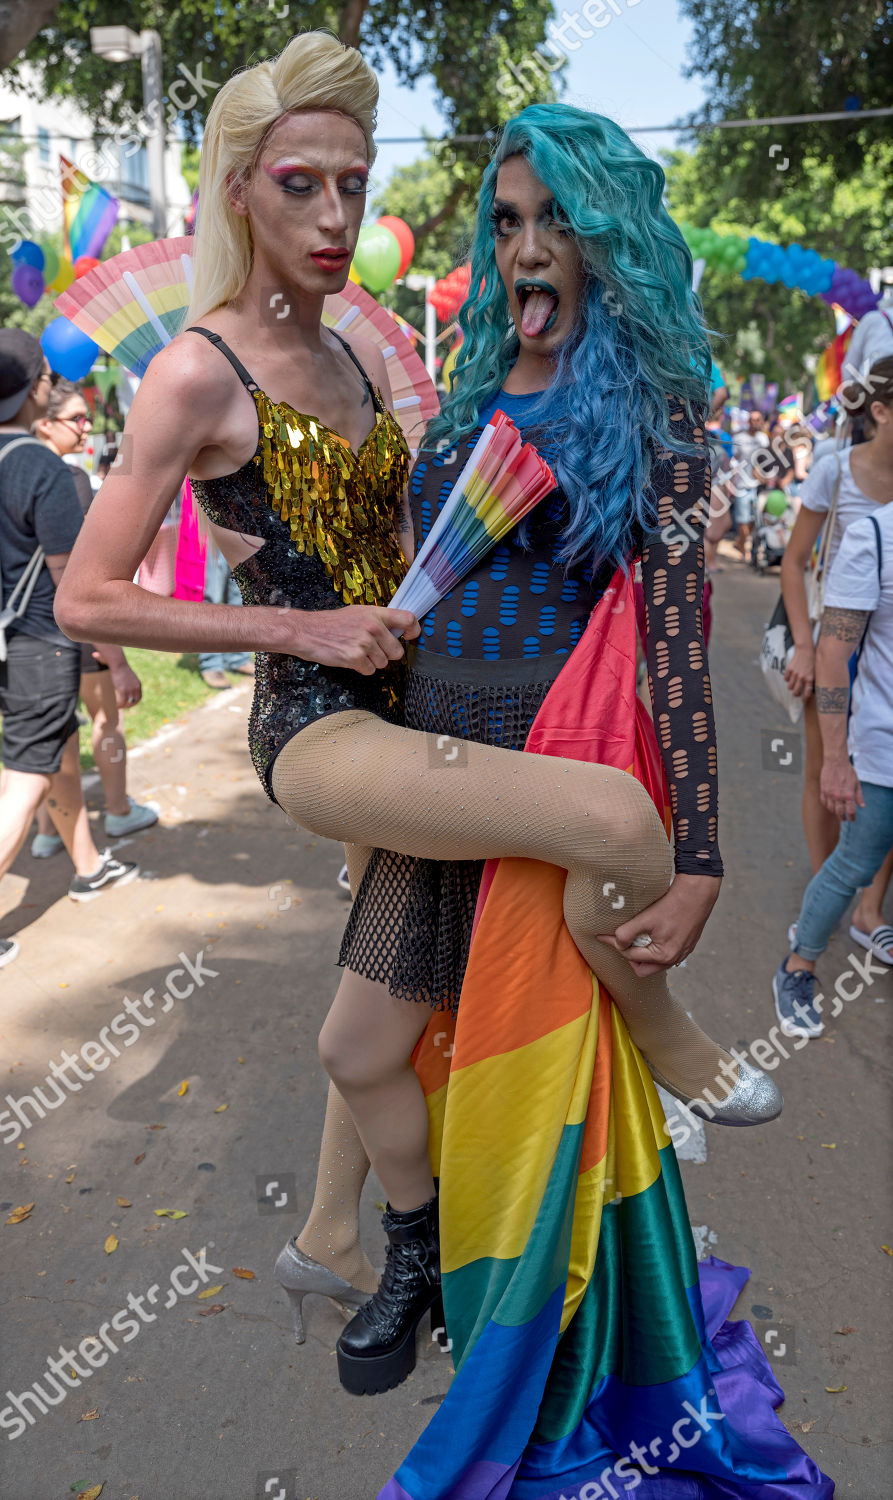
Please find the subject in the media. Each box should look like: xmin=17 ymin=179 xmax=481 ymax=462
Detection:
xmin=10 ymin=238 xmax=45 ymax=270
xmin=40 ymin=316 xmax=99 ymax=381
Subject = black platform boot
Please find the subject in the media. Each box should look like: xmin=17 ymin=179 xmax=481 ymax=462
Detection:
xmin=336 ymin=1194 xmax=443 ymax=1395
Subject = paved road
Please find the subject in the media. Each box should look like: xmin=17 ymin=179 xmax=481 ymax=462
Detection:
xmin=1 ymin=558 xmax=890 ymax=1500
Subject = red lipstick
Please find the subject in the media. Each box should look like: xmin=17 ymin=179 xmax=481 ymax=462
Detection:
xmin=311 ymin=248 xmax=350 ymax=270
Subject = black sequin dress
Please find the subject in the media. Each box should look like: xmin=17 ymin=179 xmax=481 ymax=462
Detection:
xmin=185 ymin=327 xmax=410 ymax=800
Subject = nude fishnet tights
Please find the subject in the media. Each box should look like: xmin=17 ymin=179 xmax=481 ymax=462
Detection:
xmin=295 ymin=845 xmax=378 ymax=1293
xmin=273 ymin=710 xmax=734 ymax=1101
xmin=294 ymin=1076 xmax=380 ymax=1295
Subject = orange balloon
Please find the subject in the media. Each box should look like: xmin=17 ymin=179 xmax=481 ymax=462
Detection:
xmin=74 ymin=255 xmax=101 ymax=278
xmin=376 ymin=215 xmax=414 ymax=278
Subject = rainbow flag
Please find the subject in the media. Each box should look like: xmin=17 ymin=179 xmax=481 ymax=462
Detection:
xmin=60 ymin=155 xmax=118 ymax=262
xmin=390 ymin=569 xmax=833 ymax=1499
xmin=814 ymin=325 xmax=853 ymax=403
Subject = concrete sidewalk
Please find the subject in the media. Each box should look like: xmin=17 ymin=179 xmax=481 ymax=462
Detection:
xmin=1 ymin=563 xmax=891 ymax=1499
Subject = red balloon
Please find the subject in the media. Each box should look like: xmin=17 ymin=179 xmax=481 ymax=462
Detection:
xmin=74 ymin=255 xmax=101 ymax=279
xmin=376 ymin=215 xmax=414 ymax=278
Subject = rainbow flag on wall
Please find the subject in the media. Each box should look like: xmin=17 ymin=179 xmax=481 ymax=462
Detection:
xmin=390 ymin=569 xmax=834 ymax=1499
xmin=60 ymin=155 xmax=118 ymax=262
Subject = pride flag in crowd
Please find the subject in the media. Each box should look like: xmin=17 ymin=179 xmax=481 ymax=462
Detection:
xmin=60 ymin=155 xmax=119 ymax=262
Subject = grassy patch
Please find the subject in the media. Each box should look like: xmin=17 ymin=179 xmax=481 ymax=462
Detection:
xmin=79 ymin=651 xmax=215 ymax=770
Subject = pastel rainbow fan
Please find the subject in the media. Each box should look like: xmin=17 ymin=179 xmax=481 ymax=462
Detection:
xmin=53 ymin=236 xmax=438 ymax=448
xmin=390 ymin=411 xmax=556 ymax=621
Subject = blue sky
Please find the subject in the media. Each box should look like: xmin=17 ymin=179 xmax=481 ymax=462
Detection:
xmin=369 ymin=0 xmax=708 ymax=197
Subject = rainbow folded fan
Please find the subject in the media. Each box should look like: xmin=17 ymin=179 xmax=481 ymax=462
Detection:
xmin=390 ymin=410 xmax=556 ymax=622
xmin=53 ymin=237 xmax=439 ymax=448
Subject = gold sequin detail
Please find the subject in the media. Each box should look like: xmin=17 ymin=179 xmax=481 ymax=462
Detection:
xmin=252 ymin=387 xmax=410 ymax=608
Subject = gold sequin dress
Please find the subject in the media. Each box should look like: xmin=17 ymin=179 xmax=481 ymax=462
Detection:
xmin=187 ymin=326 xmax=410 ymax=802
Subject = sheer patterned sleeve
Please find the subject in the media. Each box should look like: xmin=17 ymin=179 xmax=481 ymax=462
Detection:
xmin=641 ymin=399 xmax=723 ymax=877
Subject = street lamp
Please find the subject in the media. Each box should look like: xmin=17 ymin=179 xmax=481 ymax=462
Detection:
xmin=89 ymin=25 xmax=167 ymax=238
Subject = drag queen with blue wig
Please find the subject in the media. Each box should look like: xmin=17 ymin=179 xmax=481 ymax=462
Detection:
xmin=274 ymin=98 xmax=807 ymax=1425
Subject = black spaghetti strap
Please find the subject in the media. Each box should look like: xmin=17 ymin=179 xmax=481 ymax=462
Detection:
xmin=330 ymin=329 xmax=385 ymax=414
xmin=186 ymin=326 xmax=260 ymax=393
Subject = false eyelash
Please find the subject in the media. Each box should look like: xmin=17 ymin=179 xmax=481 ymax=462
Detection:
xmin=488 ymin=207 xmax=510 ymax=238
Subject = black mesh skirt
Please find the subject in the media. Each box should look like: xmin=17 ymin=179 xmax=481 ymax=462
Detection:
xmin=337 ymin=650 xmax=565 ymax=1013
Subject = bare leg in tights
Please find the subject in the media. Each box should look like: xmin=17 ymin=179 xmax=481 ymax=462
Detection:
xmin=292 ymin=844 xmax=381 ymax=1295
xmin=275 ymin=710 xmax=736 ymax=1215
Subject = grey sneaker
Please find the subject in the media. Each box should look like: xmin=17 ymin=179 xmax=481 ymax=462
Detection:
xmin=69 ymin=850 xmax=139 ymax=904
xmin=772 ymin=957 xmax=824 ymax=1039
xmin=104 ymin=798 xmax=159 ymax=839
xmin=0 ymin=938 xmax=19 ymax=968
xmin=31 ymin=832 xmax=64 ymax=858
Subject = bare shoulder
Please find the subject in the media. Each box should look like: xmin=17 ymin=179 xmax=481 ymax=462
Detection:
xmin=140 ymin=330 xmax=234 ymax=408
xmin=338 ymin=331 xmax=393 ymax=406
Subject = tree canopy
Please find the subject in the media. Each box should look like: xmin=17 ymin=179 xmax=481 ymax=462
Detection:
xmin=677 ymin=0 xmax=893 ymax=205
xmin=6 ymin=0 xmax=555 ymax=147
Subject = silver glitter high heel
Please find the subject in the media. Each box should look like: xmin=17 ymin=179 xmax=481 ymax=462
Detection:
xmin=274 ymin=1237 xmax=371 ymax=1344
xmin=647 ymin=1058 xmax=783 ymax=1127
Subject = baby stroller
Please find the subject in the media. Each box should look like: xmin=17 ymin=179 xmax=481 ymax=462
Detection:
xmin=751 ymin=488 xmax=795 ymax=574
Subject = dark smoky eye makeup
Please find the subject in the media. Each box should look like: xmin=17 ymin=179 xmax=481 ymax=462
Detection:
xmin=489 ymin=201 xmax=517 ymax=237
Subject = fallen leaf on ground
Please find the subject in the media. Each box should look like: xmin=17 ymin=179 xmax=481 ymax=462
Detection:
xmin=66 ymin=1172 xmax=76 ymax=1183
xmin=237 ymin=1057 xmax=245 ymax=1064
xmin=147 ymin=1124 xmax=165 ymax=1131
xmin=78 ymin=1408 xmax=100 ymax=1422
xmin=820 ymin=1143 xmax=836 ymax=1149
xmin=834 ymin=1326 xmax=856 ymax=1335
xmin=78 ymin=1485 xmax=104 ymax=1500
xmin=197 ymin=1303 xmax=227 ymax=1317
xmin=213 ymin=1104 xmax=227 ymax=1113
xmin=133 ymin=1154 xmax=145 ymax=1165
xmin=177 ymin=1081 xmax=189 ymax=1097
xmin=104 ymin=1235 xmax=118 ymax=1254
xmin=232 ymin=1267 xmax=255 ymax=1279
xmin=881 ymin=1245 xmax=892 ymax=1256
xmin=6 ymin=1203 xmax=34 ymax=1225
xmin=198 ymin=1285 xmax=225 ymax=1299
xmin=116 ymin=1198 xmax=131 ymax=1208
xmin=824 ymin=1384 xmax=847 ymax=1393
xmin=800 ymin=1419 xmax=816 ymax=1433
xmin=154 ymin=1209 xmax=188 ymax=1219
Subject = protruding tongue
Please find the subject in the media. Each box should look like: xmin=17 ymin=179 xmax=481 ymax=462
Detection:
xmin=521 ymin=290 xmax=557 ymax=337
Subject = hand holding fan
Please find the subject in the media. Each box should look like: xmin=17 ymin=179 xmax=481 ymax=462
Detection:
xmin=390 ymin=411 xmax=556 ymax=624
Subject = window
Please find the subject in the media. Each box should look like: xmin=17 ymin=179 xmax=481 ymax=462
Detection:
xmin=37 ymin=126 xmax=50 ymax=164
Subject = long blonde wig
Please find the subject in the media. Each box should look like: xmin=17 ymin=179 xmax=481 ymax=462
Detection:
xmin=183 ymin=31 xmax=378 ymax=325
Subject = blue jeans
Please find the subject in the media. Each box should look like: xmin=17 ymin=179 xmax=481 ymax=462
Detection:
xmin=793 ymin=780 xmax=893 ymax=960
xmin=198 ymin=549 xmax=251 ymax=673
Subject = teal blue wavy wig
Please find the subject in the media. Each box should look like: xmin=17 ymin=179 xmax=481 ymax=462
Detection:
xmin=423 ymin=102 xmax=713 ymax=576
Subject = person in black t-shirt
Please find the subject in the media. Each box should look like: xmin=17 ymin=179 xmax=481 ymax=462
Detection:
xmin=30 ymin=378 xmax=158 ymax=855
xmin=0 ymin=331 xmax=137 ymax=968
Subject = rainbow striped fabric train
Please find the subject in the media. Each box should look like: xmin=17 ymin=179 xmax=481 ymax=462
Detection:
xmin=387 ymin=569 xmax=834 ymax=1500
xmin=389 ymin=410 xmax=556 ymax=622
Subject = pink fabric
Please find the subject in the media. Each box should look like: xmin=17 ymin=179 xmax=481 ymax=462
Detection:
xmin=174 ymin=479 xmax=207 ymax=602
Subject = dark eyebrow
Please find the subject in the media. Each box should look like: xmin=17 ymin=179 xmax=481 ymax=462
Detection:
xmin=492 ymin=198 xmax=516 ymax=215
